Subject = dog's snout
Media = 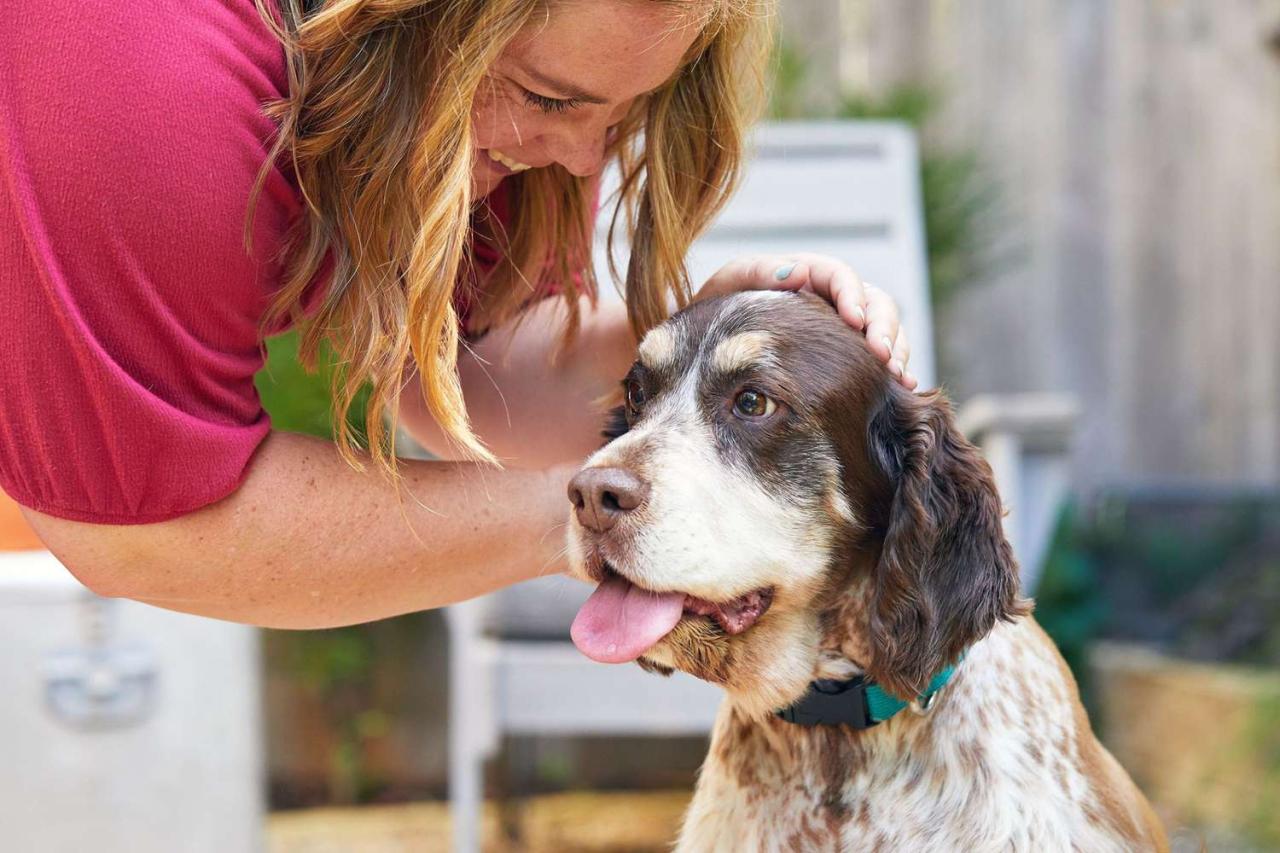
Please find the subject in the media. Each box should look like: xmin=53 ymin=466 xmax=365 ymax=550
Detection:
xmin=568 ymin=466 xmax=650 ymax=532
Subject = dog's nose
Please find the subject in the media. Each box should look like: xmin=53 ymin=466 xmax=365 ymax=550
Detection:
xmin=567 ymin=467 xmax=650 ymax=532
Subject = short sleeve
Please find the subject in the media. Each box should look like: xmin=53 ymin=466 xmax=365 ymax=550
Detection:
xmin=0 ymin=0 xmax=301 ymax=523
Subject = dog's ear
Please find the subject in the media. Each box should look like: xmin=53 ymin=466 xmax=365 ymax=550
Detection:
xmin=863 ymin=387 xmax=1030 ymax=698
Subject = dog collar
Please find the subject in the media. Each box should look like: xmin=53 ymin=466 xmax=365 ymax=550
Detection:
xmin=775 ymin=662 xmax=960 ymax=729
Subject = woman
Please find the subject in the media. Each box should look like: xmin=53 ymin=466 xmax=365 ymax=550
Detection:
xmin=0 ymin=0 xmax=916 ymax=628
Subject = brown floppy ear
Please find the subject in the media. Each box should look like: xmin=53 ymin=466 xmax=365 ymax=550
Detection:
xmin=864 ymin=387 xmax=1030 ymax=699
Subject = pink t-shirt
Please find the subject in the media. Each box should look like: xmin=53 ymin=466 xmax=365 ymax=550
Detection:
xmin=0 ymin=0 xmax=519 ymax=524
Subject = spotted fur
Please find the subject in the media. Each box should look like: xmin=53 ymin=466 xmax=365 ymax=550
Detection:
xmin=566 ymin=292 xmax=1167 ymax=851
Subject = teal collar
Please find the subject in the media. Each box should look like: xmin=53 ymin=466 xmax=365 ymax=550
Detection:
xmin=775 ymin=661 xmax=960 ymax=729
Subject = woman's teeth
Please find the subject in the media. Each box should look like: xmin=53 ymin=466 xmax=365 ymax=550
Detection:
xmin=488 ymin=149 xmax=532 ymax=172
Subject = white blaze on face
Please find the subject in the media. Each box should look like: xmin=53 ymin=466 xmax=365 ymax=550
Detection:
xmin=578 ymin=297 xmax=837 ymax=604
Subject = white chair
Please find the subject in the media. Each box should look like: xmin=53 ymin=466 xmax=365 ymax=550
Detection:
xmin=446 ymin=120 xmax=1072 ymax=852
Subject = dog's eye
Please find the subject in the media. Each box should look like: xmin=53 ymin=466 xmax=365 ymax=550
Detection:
xmin=626 ymin=378 xmax=648 ymax=412
xmin=733 ymin=389 xmax=776 ymax=418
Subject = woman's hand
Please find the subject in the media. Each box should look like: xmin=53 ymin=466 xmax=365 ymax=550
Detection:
xmin=694 ymin=253 xmax=918 ymax=390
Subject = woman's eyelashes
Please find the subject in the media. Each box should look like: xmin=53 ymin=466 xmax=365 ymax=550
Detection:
xmin=521 ymin=87 xmax=582 ymax=114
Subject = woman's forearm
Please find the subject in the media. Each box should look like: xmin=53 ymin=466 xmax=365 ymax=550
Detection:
xmin=402 ymin=296 xmax=637 ymax=467
xmin=22 ymin=431 xmax=574 ymax=629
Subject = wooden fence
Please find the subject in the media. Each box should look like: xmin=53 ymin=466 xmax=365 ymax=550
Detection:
xmin=788 ymin=0 xmax=1280 ymax=490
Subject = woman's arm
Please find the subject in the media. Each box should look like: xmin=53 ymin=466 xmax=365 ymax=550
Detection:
xmin=22 ymin=297 xmax=630 ymax=630
xmin=401 ymin=296 xmax=636 ymax=467
xmin=22 ymin=431 xmax=574 ymax=629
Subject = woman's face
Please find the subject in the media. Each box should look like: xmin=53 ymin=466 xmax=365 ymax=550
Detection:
xmin=471 ymin=1 xmax=702 ymax=196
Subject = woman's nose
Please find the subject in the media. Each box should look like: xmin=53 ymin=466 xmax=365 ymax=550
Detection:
xmin=546 ymin=123 xmax=608 ymax=177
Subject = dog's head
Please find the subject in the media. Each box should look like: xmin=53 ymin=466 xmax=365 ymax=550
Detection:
xmin=566 ymin=292 xmax=1028 ymax=717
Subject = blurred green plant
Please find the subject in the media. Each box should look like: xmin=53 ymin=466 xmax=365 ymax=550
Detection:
xmin=1031 ymin=503 xmax=1108 ymax=707
xmin=837 ymin=87 xmax=996 ymax=311
xmin=254 ymin=330 xmax=371 ymax=444
xmin=767 ymin=40 xmax=813 ymax=121
xmin=767 ymin=39 xmax=996 ymax=312
xmin=270 ymin=626 xmax=386 ymax=804
xmin=1035 ymin=491 xmax=1280 ymax=715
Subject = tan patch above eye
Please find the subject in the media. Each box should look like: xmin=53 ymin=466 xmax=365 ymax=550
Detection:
xmin=638 ymin=325 xmax=677 ymax=370
xmin=711 ymin=331 xmax=777 ymax=375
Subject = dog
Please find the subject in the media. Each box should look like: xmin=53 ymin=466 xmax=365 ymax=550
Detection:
xmin=564 ymin=291 xmax=1167 ymax=852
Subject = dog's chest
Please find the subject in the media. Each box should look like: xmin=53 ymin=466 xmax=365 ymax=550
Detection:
xmin=677 ymin=629 xmax=1137 ymax=853
xmin=681 ymin=746 xmax=1128 ymax=853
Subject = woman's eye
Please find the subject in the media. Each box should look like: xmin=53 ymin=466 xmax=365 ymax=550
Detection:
xmin=626 ymin=379 xmax=647 ymax=411
xmin=733 ymin=389 xmax=776 ymax=418
xmin=522 ymin=88 xmax=581 ymax=114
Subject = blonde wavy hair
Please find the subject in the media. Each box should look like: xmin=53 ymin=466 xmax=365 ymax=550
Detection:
xmin=253 ymin=0 xmax=774 ymax=470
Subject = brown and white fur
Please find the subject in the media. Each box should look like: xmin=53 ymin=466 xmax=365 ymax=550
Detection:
xmin=565 ymin=291 xmax=1167 ymax=852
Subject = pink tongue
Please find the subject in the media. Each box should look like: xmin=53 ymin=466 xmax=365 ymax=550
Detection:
xmin=571 ymin=574 xmax=686 ymax=664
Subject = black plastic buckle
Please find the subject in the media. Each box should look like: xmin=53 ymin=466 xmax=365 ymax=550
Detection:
xmin=774 ymin=676 xmax=879 ymax=729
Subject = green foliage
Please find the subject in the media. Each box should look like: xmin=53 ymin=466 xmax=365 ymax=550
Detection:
xmin=1032 ymin=503 xmax=1108 ymax=705
xmin=1035 ymin=492 xmax=1280 ymax=705
xmin=836 ymin=86 xmax=996 ymax=311
xmin=837 ymin=86 xmax=937 ymax=126
xmin=766 ymin=38 xmax=996 ymax=312
xmin=767 ymin=40 xmax=814 ymax=120
xmin=270 ymin=626 xmax=384 ymax=803
xmin=254 ymin=330 xmax=371 ymax=445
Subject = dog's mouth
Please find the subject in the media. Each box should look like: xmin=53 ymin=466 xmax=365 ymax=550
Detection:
xmin=570 ymin=564 xmax=774 ymax=664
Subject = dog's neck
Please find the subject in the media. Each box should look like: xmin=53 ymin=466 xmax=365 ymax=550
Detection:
xmin=815 ymin=573 xmax=877 ymax=678
xmin=708 ymin=657 xmax=952 ymax=792
xmin=778 ymin=655 xmax=960 ymax=729
xmin=711 ymin=624 xmax=985 ymax=788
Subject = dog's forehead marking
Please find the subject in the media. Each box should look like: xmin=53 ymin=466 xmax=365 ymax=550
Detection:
xmin=710 ymin=331 xmax=778 ymax=375
xmin=637 ymin=324 xmax=678 ymax=370
xmin=638 ymin=291 xmax=793 ymax=377
xmin=694 ymin=291 xmax=788 ymax=368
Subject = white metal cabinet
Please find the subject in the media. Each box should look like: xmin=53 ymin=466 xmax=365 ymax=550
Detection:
xmin=0 ymin=550 xmax=264 ymax=853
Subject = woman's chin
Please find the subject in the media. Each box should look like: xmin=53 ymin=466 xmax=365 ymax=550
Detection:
xmin=471 ymin=171 xmax=505 ymax=199
xmin=471 ymin=151 xmax=515 ymax=199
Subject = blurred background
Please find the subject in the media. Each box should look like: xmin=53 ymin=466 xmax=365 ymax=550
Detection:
xmin=3 ymin=1 xmax=1278 ymax=852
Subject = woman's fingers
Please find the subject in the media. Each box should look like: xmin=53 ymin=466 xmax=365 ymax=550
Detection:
xmin=696 ymin=254 xmax=916 ymax=389
xmin=863 ymin=285 xmax=900 ymax=364
xmin=793 ymin=253 xmax=868 ymax=331
xmin=892 ymin=333 xmax=918 ymax=389
xmin=696 ymin=255 xmax=810 ymax=300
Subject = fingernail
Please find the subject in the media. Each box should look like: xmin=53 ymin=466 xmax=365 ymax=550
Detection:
xmin=889 ymin=360 xmax=903 ymax=378
xmin=853 ymin=306 xmax=866 ymax=326
xmin=904 ymin=371 xmax=917 ymax=386
xmin=774 ymin=263 xmax=796 ymax=281
xmin=881 ymin=336 xmax=893 ymax=355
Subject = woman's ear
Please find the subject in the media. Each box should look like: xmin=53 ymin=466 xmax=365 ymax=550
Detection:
xmin=863 ymin=387 xmax=1030 ymax=699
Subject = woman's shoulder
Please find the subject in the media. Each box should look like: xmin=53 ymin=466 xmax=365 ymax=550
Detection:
xmin=0 ymin=0 xmax=299 ymax=523
xmin=4 ymin=0 xmax=302 ymax=312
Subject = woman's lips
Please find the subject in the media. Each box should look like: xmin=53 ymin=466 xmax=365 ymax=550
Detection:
xmin=482 ymin=148 xmax=532 ymax=175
